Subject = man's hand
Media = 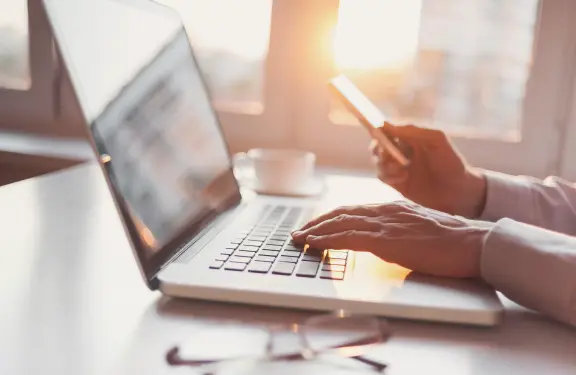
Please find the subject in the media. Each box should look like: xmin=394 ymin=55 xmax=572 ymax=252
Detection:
xmin=292 ymin=202 xmax=493 ymax=278
xmin=372 ymin=123 xmax=487 ymax=218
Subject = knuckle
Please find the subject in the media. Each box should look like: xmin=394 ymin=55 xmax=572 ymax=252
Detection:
xmin=386 ymin=200 xmax=414 ymax=214
xmin=344 ymin=229 xmax=357 ymax=237
xmin=336 ymin=213 xmax=354 ymax=222
xmin=387 ymin=200 xmax=405 ymax=210
xmin=431 ymin=129 xmax=447 ymax=141
xmin=335 ymin=214 xmax=347 ymax=222
xmin=333 ymin=207 xmax=347 ymax=217
xmin=377 ymin=228 xmax=388 ymax=238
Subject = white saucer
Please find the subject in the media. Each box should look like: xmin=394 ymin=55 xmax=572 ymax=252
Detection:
xmin=242 ymin=176 xmax=326 ymax=197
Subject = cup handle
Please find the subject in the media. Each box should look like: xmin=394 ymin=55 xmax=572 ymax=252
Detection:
xmin=232 ymin=152 xmax=254 ymax=186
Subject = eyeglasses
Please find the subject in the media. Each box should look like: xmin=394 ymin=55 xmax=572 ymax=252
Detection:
xmin=166 ymin=310 xmax=390 ymax=374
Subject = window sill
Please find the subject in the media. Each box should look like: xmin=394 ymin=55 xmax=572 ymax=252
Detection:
xmin=0 ymin=131 xmax=93 ymax=186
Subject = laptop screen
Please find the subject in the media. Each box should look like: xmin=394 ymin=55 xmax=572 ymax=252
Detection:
xmin=44 ymin=0 xmax=242 ymax=285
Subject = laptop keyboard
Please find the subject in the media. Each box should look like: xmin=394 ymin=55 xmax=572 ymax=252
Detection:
xmin=209 ymin=205 xmax=348 ymax=280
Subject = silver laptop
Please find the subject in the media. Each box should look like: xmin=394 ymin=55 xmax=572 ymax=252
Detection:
xmin=43 ymin=0 xmax=503 ymax=326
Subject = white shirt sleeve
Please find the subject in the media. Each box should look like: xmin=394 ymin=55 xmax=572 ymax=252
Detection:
xmin=479 ymin=171 xmax=576 ymax=236
xmin=481 ymin=219 xmax=576 ymax=327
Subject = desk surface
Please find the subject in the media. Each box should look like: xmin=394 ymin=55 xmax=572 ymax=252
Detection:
xmin=1 ymin=163 xmax=575 ymax=375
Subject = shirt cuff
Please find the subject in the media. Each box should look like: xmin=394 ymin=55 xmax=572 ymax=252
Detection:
xmin=479 ymin=170 xmax=536 ymax=223
xmin=481 ymin=218 xmax=576 ymax=326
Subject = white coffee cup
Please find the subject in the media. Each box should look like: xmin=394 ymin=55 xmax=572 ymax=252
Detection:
xmin=233 ymin=149 xmax=317 ymax=195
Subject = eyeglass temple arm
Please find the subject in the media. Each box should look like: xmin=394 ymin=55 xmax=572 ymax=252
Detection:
xmin=350 ymin=355 xmax=387 ymax=372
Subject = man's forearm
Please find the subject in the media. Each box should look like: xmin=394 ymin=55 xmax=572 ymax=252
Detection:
xmin=479 ymin=171 xmax=576 ymax=236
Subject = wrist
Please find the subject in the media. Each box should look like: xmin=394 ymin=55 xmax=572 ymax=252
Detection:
xmin=464 ymin=222 xmax=494 ymax=278
xmin=460 ymin=168 xmax=487 ymax=218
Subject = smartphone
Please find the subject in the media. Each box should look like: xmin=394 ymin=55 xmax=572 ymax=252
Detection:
xmin=329 ymin=74 xmax=411 ymax=167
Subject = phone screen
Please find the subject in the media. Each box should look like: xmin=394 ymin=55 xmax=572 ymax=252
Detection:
xmin=329 ymin=75 xmax=410 ymax=167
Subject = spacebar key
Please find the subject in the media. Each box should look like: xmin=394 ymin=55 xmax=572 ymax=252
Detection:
xmin=295 ymin=261 xmax=320 ymax=278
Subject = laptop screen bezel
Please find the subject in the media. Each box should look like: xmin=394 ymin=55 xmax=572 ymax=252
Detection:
xmin=42 ymin=0 xmax=243 ymax=288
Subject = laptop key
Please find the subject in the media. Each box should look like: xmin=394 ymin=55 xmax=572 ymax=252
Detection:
xmin=274 ymin=230 xmax=291 ymax=236
xmin=322 ymin=264 xmax=345 ymax=272
xmin=230 ymin=238 xmax=244 ymax=245
xmin=271 ymin=235 xmax=289 ymax=241
xmin=259 ymin=250 xmax=279 ymax=257
xmin=221 ymin=249 xmax=235 ymax=256
xmin=266 ymin=240 xmax=285 ymax=246
xmin=279 ymin=255 xmax=298 ymax=263
xmin=257 ymin=225 xmax=276 ymax=231
xmin=248 ymin=235 xmax=268 ymax=241
xmin=238 ymin=245 xmax=259 ymax=252
xmin=281 ymin=250 xmax=301 ymax=258
xmin=254 ymin=255 xmax=276 ymax=263
xmin=327 ymin=251 xmax=347 ymax=260
xmin=284 ymin=246 xmax=303 ymax=254
xmin=244 ymin=240 xmax=264 ymax=247
xmin=296 ymin=261 xmax=320 ymax=278
xmin=263 ymin=244 xmax=282 ymax=251
xmin=323 ymin=258 xmax=346 ymax=266
xmin=229 ymin=256 xmax=251 ymax=264
xmin=319 ymin=270 xmax=344 ymax=280
xmin=224 ymin=262 xmax=248 ymax=271
xmin=235 ymin=250 xmax=257 ymax=258
xmin=272 ymin=262 xmax=296 ymax=275
xmin=209 ymin=260 xmax=225 ymax=269
xmin=284 ymin=245 xmax=303 ymax=252
xmin=215 ymin=254 xmax=230 ymax=262
xmin=306 ymin=248 xmax=324 ymax=256
xmin=248 ymin=261 xmax=272 ymax=274
xmin=302 ymin=254 xmax=323 ymax=262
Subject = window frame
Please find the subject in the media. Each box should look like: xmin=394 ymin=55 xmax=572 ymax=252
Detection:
xmin=286 ymin=0 xmax=576 ymax=177
xmin=5 ymin=0 xmax=576 ymax=179
xmin=0 ymin=0 xmax=58 ymax=135
xmin=174 ymin=0 xmax=295 ymax=154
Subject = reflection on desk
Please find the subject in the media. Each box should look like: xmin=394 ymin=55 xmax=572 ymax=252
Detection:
xmin=0 ymin=163 xmax=575 ymax=375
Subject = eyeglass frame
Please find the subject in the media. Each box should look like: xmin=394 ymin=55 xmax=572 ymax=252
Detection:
xmin=166 ymin=310 xmax=390 ymax=373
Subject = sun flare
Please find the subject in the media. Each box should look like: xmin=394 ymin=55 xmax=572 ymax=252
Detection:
xmin=333 ymin=0 xmax=422 ymax=70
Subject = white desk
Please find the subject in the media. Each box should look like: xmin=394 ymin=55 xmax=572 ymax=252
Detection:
xmin=1 ymin=163 xmax=575 ymax=375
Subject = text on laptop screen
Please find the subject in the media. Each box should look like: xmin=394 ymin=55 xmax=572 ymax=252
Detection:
xmin=44 ymin=0 xmax=241 ymax=282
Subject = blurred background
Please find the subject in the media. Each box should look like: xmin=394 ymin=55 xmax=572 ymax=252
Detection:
xmin=1 ymin=0 xmax=575 ymax=182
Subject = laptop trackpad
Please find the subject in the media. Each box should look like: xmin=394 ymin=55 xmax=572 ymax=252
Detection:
xmin=349 ymin=252 xmax=500 ymax=310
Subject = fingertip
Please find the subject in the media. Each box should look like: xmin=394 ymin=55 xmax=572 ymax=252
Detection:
xmin=292 ymin=230 xmax=307 ymax=240
xmin=305 ymin=235 xmax=320 ymax=247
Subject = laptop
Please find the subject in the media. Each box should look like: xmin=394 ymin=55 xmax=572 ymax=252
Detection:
xmin=43 ymin=0 xmax=503 ymax=326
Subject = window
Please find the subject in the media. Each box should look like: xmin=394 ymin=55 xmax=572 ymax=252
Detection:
xmin=0 ymin=0 xmax=30 ymax=90
xmin=153 ymin=0 xmax=289 ymax=149
xmin=155 ymin=0 xmax=272 ymax=114
xmin=331 ymin=0 xmax=538 ymax=140
xmin=290 ymin=0 xmax=576 ymax=176
xmin=5 ymin=0 xmax=576 ymax=178
xmin=0 ymin=0 xmax=56 ymax=135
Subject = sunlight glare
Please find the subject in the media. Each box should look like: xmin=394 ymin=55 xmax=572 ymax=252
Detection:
xmin=334 ymin=0 xmax=422 ymax=70
xmin=156 ymin=0 xmax=272 ymax=60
